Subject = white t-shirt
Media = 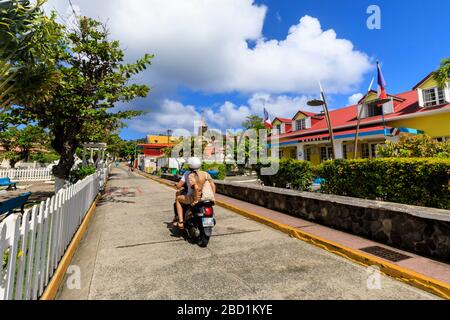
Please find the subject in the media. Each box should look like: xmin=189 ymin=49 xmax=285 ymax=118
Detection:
xmin=180 ymin=170 xmax=193 ymax=196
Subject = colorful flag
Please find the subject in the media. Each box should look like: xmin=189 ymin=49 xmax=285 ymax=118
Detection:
xmin=263 ymin=108 xmax=272 ymax=129
xmin=377 ymin=61 xmax=388 ymax=100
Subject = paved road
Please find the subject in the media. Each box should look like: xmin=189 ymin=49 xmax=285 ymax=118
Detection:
xmin=57 ymin=167 xmax=438 ymax=300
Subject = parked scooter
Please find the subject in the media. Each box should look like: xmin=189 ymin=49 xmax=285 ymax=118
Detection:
xmin=174 ymin=200 xmax=216 ymax=247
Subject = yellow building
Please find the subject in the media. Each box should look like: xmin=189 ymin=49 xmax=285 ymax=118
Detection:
xmin=147 ymin=135 xmax=179 ymax=144
xmin=271 ymin=73 xmax=450 ymax=165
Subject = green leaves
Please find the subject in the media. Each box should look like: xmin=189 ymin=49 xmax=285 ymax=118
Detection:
xmin=433 ymin=57 xmax=450 ymax=90
xmin=377 ymin=135 xmax=450 ymax=158
xmin=7 ymin=14 xmax=153 ymax=179
xmin=318 ymin=158 xmax=450 ymax=209
xmin=256 ymin=159 xmax=313 ymax=191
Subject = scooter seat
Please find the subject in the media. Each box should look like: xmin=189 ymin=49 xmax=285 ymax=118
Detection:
xmin=194 ymin=200 xmax=215 ymax=208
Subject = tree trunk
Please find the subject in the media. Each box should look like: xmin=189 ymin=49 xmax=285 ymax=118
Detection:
xmin=52 ymin=132 xmax=78 ymax=192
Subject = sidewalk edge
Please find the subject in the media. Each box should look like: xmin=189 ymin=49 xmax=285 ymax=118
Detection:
xmin=40 ymin=195 xmax=100 ymax=300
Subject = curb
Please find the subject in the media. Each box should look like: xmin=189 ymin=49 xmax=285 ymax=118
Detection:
xmin=40 ymin=195 xmax=100 ymax=300
xmin=141 ymin=172 xmax=450 ymax=299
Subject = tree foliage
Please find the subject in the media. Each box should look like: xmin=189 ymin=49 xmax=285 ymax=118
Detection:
xmin=0 ymin=123 xmax=49 ymax=167
xmin=377 ymin=134 xmax=450 ymax=158
xmin=0 ymin=0 xmax=63 ymax=110
xmin=12 ymin=15 xmax=153 ymax=181
xmin=433 ymin=57 xmax=450 ymax=89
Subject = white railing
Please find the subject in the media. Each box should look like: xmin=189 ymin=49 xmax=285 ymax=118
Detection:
xmin=0 ymin=168 xmax=53 ymax=182
xmin=0 ymin=166 xmax=109 ymax=300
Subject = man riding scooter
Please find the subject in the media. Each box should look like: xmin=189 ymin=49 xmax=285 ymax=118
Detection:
xmin=173 ymin=157 xmax=216 ymax=230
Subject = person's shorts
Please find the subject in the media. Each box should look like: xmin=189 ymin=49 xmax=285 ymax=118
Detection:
xmin=177 ymin=194 xmax=193 ymax=205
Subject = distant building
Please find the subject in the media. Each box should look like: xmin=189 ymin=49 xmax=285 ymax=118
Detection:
xmin=270 ymin=72 xmax=450 ymax=165
xmin=137 ymin=135 xmax=178 ymax=173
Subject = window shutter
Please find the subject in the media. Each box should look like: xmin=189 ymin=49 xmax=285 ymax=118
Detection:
xmin=417 ymin=89 xmax=424 ymax=107
xmin=305 ymin=117 xmax=311 ymax=129
xmin=357 ymin=104 xmax=362 ymax=119
xmin=382 ymin=99 xmax=394 ymax=114
xmin=445 ymin=83 xmax=450 ymax=103
xmin=292 ymin=120 xmax=296 ymax=131
xmin=362 ymin=105 xmax=368 ymax=118
xmin=281 ymin=123 xmax=285 ymax=134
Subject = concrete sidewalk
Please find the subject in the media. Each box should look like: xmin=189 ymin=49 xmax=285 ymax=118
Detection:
xmin=57 ymin=167 xmax=438 ymax=299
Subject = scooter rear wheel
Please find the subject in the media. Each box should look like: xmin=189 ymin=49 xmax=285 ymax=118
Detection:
xmin=197 ymin=234 xmax=210 ymax=247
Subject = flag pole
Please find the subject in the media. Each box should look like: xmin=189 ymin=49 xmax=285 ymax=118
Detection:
xmin=353 ymin=77 xmax=374 ymax=159
xmin=319 ymin=81 xmax=336 ymax=160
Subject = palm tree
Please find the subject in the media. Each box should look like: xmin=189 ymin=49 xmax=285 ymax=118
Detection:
xmin=434 ymin=58 xmax=450 ymax=89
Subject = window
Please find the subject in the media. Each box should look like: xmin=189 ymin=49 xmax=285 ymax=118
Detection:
xmin=371 ymin=144 xmax=379 ymax=158
xmin=361 ymin=142 xmax=384 ymax=158
xmin=423 ymin=87 xmax=446 ymax=107
xmin=367 ymin=104 xmax=383 ymax=117
xmin=320 ymin=146 xmax=333 ymax=162
xmin=361 ymin=143 xmax=370 ymax=159
xmin=342 ymin=144 xmax=348 ymax=159
xmin=275 ymin=124 xmax=282 ymax=133
xmin=290 ymin=149 xmax=297 ymax=159
xmin=295 ymin=119 xmax=307 ymax=131
xmin=304 ymin=148 xmax=312 ymax=161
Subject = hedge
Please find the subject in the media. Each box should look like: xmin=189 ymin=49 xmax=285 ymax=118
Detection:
xmin=256 ymin=159 xmax=313 ymax=191
xmin=317 ymin=158 xmax=450 ymax=209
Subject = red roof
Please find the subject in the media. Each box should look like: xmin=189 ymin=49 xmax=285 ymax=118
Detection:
xmin=273 ymin=117 xmax=292 ymax=123
xmin=138 ymin=143 xmax=174 ymax=149
xmin=274 ymin=89 xmax=450 ymax=141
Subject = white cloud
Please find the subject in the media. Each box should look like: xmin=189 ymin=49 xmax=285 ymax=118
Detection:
xmin=46 ymin=0 xmax=372 ymax=95
xmin=348 ymin=93 xmax=364 ymax=105
xmin=126 ymin=93 xmax=314 ymax=134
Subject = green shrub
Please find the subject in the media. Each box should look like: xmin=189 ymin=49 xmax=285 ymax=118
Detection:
xmin=256 ymin=159 xmax=313 ymax=191
xmin=30 ymin=151 xmax=60 ymax=164
xmin=377 ymin=134 xmax=450 ymax=158
xmin=69 ymin=165 xmax=97 ymax=183
xmin=317 ymin=158 xmax=450 ymax=209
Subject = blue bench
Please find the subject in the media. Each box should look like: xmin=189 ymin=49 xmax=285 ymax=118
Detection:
xmin=207 ymin=170 xmax=219 ymax=179
xmin=0 ymin=177 xmax=17 ymax=190
xmin=0 ymin=192 xmax=32 ymax=220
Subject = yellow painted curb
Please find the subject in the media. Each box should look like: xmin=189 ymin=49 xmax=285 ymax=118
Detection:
xmin=142 ymin=172 xmax=450 ymax=299
xmin=40 ymin=195 xmax=100 ymax=300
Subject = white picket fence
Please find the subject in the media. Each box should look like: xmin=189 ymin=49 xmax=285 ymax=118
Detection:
xmin=0 ymin=168 xmax=53 ymax=182
xmin=0 ymin=166 xmax=109 ymax=300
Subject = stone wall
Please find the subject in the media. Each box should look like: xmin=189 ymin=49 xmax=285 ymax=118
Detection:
xmin=215 ymin=181 xmax=450 ymax=262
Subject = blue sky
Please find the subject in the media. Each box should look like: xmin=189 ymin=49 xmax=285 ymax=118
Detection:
xmin=46 ymin=0 xmax=450 ymax=140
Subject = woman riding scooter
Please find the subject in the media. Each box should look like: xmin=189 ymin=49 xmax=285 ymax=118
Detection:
xmin=173 ymin=157 xmax=215 ymax=230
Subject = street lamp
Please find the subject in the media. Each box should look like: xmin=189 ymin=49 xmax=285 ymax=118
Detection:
xmin=167 ymin=129 xmax=173 ymax=144
xmin=307 ymin=85 xmax=336 ymax=160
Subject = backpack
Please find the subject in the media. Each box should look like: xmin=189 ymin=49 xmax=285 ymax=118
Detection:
xmin=188 ymin=171 xmax=215 ymax=205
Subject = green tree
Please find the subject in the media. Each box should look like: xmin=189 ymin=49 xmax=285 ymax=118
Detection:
xmin=13 ymin=15 xmax=153 ymax=189
xmin=377 ymin=134 xmax=450 ymax=158
xmin=433 ymin=58 xmax=450 ymax=89
xmin=242 ymin=115 xmax=265 ymax=131
xmin=0 ymin=0 xmax=63 ymax=110
xmin=121 ymin=141 xmax=138 ymax=159
xmin=0 ymin=124 xmax=48 ymax=167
